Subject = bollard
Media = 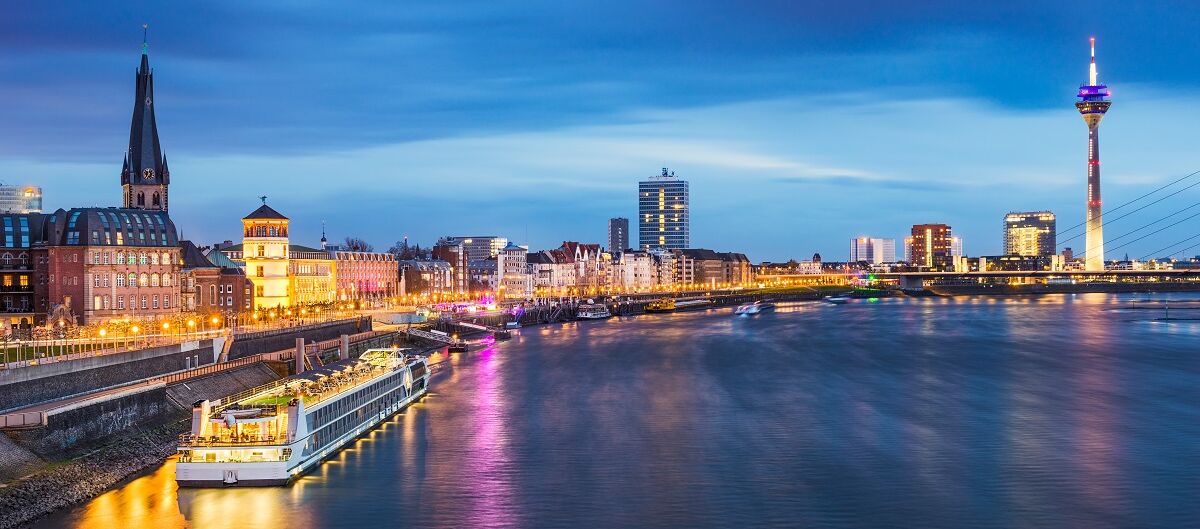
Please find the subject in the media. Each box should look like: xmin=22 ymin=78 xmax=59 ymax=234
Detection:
xmin=295 ymin=337 xmax=305 ymax=374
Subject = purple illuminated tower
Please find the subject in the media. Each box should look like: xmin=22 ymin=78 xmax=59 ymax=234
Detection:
xmin=1076 ymin=37 xmax=1111 ymax=271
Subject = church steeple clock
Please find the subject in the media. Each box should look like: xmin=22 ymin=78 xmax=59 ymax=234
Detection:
xmin=121 ymin=26 xmax=170 ymax=211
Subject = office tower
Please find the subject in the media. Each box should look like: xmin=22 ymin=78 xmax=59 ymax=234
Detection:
xmin=608 ymin=217 xmax=630 ymax=251
xmin=638 ymin=168 xmax=689 ymax=250
xmin=1004 ymin=211 xmax=1056 ymax=256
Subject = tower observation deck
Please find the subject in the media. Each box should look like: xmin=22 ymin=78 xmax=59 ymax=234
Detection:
xmin=1076 ymin=37 xmax=1111 ymax=271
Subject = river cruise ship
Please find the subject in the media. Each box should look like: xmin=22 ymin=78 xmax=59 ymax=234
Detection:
xmin=175 ymin=348 xmax=429 ymax=487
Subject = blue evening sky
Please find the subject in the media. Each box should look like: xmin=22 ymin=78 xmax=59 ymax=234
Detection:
xmin=2 ymin=1 xmax=1199 ymax=261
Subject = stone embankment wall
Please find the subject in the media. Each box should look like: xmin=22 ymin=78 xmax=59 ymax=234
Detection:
xmin=0 ymin=338 xmax=223 ymax=411
xmin=227 ymin=318 xmax=371 ymax=360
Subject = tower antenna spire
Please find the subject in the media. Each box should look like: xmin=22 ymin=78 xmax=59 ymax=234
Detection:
xmin=1089 ymin=37 xmax=1098 ymax=86
xmin=142 ymin=24 xmax=149 ymax=55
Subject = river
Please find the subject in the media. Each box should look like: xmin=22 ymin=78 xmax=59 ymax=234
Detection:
xmin=29 ymin=293 xmax=1200 ymax=528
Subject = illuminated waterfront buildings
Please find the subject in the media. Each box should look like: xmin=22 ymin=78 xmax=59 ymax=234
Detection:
xmin=1003 ymin=211 xmax=1056 ymax=256
xmin=638 ymin=168 xmax=689 ymax=250
xmin=1076 ymin=38 xmax=1112 ymax=271
xmin=849 ymin=237 xmax=896 ymax=264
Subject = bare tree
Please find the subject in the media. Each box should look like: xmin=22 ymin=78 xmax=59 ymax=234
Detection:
xmin=343 ymin=237 xmax=374 ymax=252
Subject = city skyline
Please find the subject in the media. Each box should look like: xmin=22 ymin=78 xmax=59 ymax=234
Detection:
xmin=3 ymin=3 xmax=1200 ymax=261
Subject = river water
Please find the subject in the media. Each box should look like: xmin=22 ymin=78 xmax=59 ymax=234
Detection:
xmin=30 ymin=294 xmax=1200 ymax=528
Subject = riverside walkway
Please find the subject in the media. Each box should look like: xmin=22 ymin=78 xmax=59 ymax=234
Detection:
xmin=0 ymin=330 xmax=392 ymax=430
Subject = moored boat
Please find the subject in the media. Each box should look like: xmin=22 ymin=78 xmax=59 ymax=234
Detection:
xmin=175 ymin=349 xmax=429 ymax=487
xmin=576 ymin=303 xmax=613 ymax=320
xmin=824 ymin=295 xmax=850 ymax=304
xmin=645 ymin=298 xmax=676 ymax=313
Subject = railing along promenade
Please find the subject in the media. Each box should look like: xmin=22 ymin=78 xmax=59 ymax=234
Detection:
xmin=0 ymin=316 xmax=369 ymax=370
xmin=0 ymin=328 xmax=392 ymax=429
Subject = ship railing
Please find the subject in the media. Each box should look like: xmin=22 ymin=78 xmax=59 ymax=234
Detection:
xmin=179 ymin=433 xmax=284 ymax=447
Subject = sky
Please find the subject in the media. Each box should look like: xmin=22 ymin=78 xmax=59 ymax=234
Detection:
xmin=2 ymin=1 xmax=1200 ymax=262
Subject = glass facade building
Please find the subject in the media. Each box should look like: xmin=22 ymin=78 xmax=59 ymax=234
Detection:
xmin=0 ymin=185 xmax=42 ymax=214
xmin=1004 ymin=211 xmax=1056 ymax=256
xmin=849 ymin=237 xmax=896 ymax=264
xmin=638 ymin=168 xmax=689 ymax=251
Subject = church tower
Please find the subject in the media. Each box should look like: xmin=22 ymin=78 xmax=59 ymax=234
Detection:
xmin=121 ymin=27 xmax=170 ymax=211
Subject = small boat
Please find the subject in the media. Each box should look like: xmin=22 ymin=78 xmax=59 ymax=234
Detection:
xmin=447 ymin=334 xmax=469 ymax=352
xmin=824 ymin=295 xmax=850 ymax=305
xmin=645 ymin=298 xmax=676 ymax=313
xmin=576 ymin=303 xmax=613 ymax=320
xmin=734 ymin=300 xmax=776 ymax=316
xmin=505 ymin=321 xmax=521 ymax=329
xmin=493 ymin=329 xmax=512 ymax=340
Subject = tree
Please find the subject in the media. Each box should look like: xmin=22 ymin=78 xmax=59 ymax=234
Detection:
xmin=387 ymin=239 xmax=409 ymax=257
xmin=343 ymin=237 xmax=374 ymax=252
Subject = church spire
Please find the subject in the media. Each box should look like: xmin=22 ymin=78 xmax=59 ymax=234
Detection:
xmin=122 ymin=25 xmax=169 ymax=211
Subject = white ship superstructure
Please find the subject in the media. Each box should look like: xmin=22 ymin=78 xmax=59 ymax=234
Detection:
xmin=176 ymin=348 xmax=429 ymax=487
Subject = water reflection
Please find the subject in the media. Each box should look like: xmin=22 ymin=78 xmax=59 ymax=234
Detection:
xmin=30 ymin=293 xmax=1200 ymax=529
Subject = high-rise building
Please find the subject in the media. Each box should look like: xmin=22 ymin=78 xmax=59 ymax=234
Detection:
xmin=849 ymin=237 xmax=896 ymax=264
xmin=0 ymin=185 xmax=42 ymax=213
xmin=908 ymin=224 xmax=953 ymax=269
xmin=440 ymin=236 xmax=507 ymax=262
xmin=120 ymin=37 xmax=171 ymax=212
xmin=1004 ymin=211 xmax=1056 ymax=256
xmin=1077 ymin=38 xmax=1111 ymax=271
xmin=608 ymin=217 xmax=630 ymax=251
xmin=638 ymin=168 xmax=689 ymax=250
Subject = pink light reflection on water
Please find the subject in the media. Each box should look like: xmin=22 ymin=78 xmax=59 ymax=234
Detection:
xmin=462 ymin=342 xmax=519 ymax=528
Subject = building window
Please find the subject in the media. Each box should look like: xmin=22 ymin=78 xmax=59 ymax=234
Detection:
xmin=256 ymin=266 xmax=264 ymax=277
xmin=150 ymin=253 xmax=159 ymax=265
xmin=139 ymin=273 xmax=148 ymax=287
xmin=257 ymin=245 xmax=265 ymax=257
xmin=117 ymin=296 xmax=124 ymax=309
xmin=116 ymin=252 xmax=125 ymax=264
xmin=139 ymin=253 xmax=148 ymax=265
xmin=93 ymin=275 xmax=101 ymax=287
xmin=102 ymin=295 xmax=110 ymax=309
xmin=256 ymin=285 xmax=264 ymax=297
xmin=162 ymin=274 xmax=171 ymax=287
xmin=164 ymin=295 xmax=170 ymax=309
xmin=227 ymin=296 xmax=233 ymax=306
xmin=162 ymin=252 xmax=170 ymax=265
xmin=209 ymin=285 xmax=217 ymax=304
xmin=116 ymin=274 xmax=126 ymax=287
xmin=93 ymin=295 xmax=100 ymax=310
xmin=152 ymin=295 xmax=159 ymax=309
xmin=102 ymin=252 xmax=110 ymax=264
xmin=141 ymin=295 xmax=147 ymax=309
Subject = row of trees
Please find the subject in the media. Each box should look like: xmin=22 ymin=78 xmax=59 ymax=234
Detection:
xmin=341 ymin=236 xmax=431 ymax=260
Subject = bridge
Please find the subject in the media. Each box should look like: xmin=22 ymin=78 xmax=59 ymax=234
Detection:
xmin=872 ymin=269 xmax=1200 ymax=290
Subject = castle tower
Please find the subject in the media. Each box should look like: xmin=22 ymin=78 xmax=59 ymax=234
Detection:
xmin=242 ymin=199 xmax=291 ymax=309
xmin=1076 ymin=37 xmax=1112 ymax=271
xmin=121 ymin=27 xmax=170 ymax=211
